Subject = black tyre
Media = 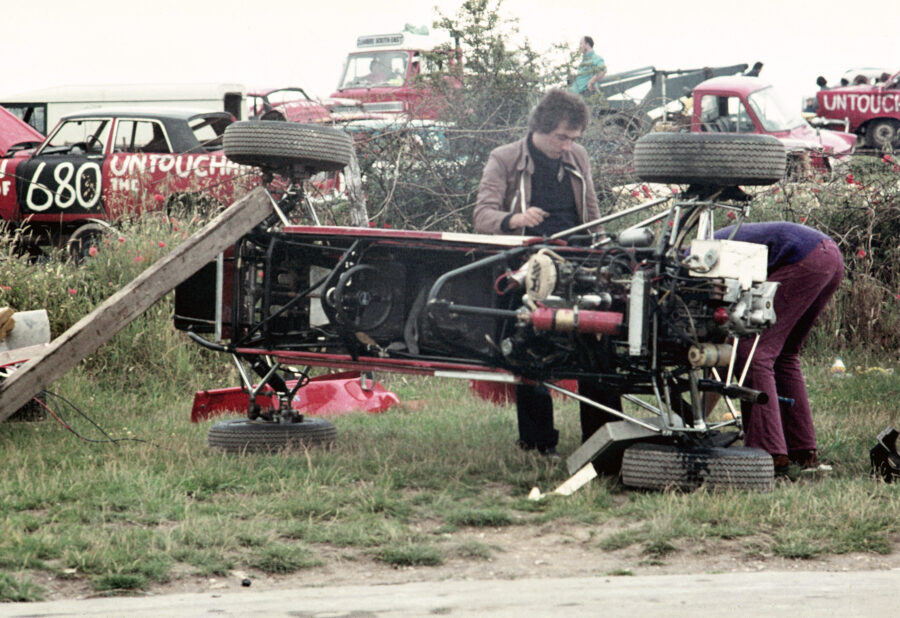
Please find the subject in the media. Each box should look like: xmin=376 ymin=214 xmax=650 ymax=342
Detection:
xmin=207 ymin=417 xmax=337 ymax=454
xmin=223 ymin=121 xmax=353 ymax=172
xmin=866 ymin=119 xmax=899 ymax=149
xmin=633 ymin=133 xmax=786 ymax=186
xmin=67 ymin=222 xmax=112 ymax=264
xmin=621 ymin=442 xmax=774 ymax=491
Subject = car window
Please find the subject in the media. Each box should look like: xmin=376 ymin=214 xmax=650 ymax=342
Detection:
xmin=747 ymin=86 xmax=805 ymax=132
xmin=699 ymin=96 xmax=755 ymax=133
xmin=44 ymin=119 xmax=111 ymax=153
xmin=113 ymin=120 xmax=171 ymax=153
xmin=340 ymin=52 xmax=409 ymax=88
xmin=190 ymin=117 xmax=226 ymax=150
xmin=266 ymin=89 xmax=311 ymax=105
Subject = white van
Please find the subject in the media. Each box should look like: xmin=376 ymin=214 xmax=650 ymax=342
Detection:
xmin=0 ymin=82 xmax=245 ymax=134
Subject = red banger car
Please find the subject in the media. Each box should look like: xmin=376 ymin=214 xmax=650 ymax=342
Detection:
xmin=814 ymin=69 xmax=900 ymax=149
xmin=0 ymin=107 xmax=257 ymax=257
xmin=246 ymin=87 xmax=332 ymax=123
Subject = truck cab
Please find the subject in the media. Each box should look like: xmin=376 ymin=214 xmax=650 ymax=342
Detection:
xmin=330 ymin=29 xmax=456 ymax=119
xmin=691 ymin=76 xmax=856 ymax=173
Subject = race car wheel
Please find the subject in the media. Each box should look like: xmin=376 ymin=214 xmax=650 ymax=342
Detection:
xmin=67 ymin=222 xmax=113 ymax=264
xmin=621 ymin=442 xmax=774 ymax=491
xmin=633 ymin=133 xmax=786 ymax=186
xmin=207 ymin=417 xmax=337 ymax=454
xmin=223 ymin=121 xmax=353 ymax=173
xmin=866 ymin=119 xmax=899 ymax=149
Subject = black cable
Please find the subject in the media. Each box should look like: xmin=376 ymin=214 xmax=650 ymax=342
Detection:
xmin=39 ymin=390 xmax=155 ymax=447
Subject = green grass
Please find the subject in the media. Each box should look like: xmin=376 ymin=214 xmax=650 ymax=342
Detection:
xmin=1 ymin=171 xmax=899 ymax=602
xmin=1 ymin=365 xmax=898 ymax=601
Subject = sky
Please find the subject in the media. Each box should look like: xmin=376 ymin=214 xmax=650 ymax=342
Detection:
xmin=2 ymin=0 xmax=899 ymax=113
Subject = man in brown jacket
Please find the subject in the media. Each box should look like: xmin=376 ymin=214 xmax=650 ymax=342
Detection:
xmin=474 ymin=89 xmax=618 ymax=461
xmin=474 ymin=89 xmax=602 ymax=237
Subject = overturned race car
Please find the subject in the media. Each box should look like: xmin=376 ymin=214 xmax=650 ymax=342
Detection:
xmin=175 ymin=121 xmax=787 ymax=492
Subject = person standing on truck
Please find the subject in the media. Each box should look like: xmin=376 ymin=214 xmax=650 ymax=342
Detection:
xmin=473 ymin=89 xmax=620 ymax=462
xmin=714 ymin=222 xmax=844 ymax=477
xmin=571 ymin=36 xmax=607 ymax=95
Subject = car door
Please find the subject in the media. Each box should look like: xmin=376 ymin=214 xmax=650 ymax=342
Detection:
xmin=15 ymin=118 xmax=111 ymax=222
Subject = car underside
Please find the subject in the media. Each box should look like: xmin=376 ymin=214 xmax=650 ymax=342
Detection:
xmin=175 ymin=121 xmax=788 ymax=491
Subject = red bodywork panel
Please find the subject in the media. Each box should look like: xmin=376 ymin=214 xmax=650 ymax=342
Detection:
xmin=190 ymin=371 xmax=400 ymax=423
xmin=0 ymin=106 xmax=43 ymax=155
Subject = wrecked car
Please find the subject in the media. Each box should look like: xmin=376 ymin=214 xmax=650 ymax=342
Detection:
xmin=174 ymin=121 xmax=787 ymax=491
xmin=246 ymin=87 xmax=332 ymax=123
xmin=0 ymin=108 xmax=257 ymax=258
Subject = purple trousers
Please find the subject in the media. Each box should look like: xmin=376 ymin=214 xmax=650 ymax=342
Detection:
xmin=737 ymin=238 xmax=844 ymax=456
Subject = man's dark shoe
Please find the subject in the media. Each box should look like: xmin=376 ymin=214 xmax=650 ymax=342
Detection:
xmin=773 ymin=454 xmax=791 ymax=477
xmin=538 ymin=446 xmax=561 ymax=459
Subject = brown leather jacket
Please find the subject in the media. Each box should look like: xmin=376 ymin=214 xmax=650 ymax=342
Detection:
xmin=473 ymin=135 xmax=602 ymax=235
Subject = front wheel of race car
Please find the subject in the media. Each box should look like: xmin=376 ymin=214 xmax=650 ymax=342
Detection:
xmin=621 ymin=442 xmax=774 ymax=491
xmin=223 ymin=121 xmax=353 ymax=173
xmin=633 ymin=132 xmax=786 ymax=186
xmin=207 ymin=417 xmax=337 ymax=454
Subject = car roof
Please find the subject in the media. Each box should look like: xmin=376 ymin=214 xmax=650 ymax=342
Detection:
xmin=59 ymin=108 xmax=233 ymax=122
xmin=693 ymin=76 xmax=770 ymax=96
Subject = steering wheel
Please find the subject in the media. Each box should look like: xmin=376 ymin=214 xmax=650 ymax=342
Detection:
xmin=332 ymin=264 xmax=394 ymax=332
xmin=84 ymin=135 xmax=103 ymax=153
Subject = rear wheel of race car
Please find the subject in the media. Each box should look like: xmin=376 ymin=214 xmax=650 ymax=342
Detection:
xmin=223 ymin=121 xmax=353 ymax=173
xmin=621 ymin=442 xmax=774 ymax=491
xmin=633 ymin=133 xmax=786 ymax=186
xmin=207 ymin=417 xmax=337 ymax=454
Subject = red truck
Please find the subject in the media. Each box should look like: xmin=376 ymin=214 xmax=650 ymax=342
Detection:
xmin=690 ymin=76 xmax=856 ymax=174
xmin=330 ymin=28 xmax=457 ymax=119
xmin=813 ymin=69 xmax=900 ymax=149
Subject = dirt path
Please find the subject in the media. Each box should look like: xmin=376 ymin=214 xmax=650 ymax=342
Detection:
xmin=40 ymin=520 xmax=900 ymax=601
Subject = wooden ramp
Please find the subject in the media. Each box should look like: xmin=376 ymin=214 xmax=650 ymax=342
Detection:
xmin=0 ymin=186 xmax=273 ymax=422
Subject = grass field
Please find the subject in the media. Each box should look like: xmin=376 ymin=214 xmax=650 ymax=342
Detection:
xmin=1 ymin=358 xmax=897 ymax=601
xmin=1 ymin=164 xmax=898 ymax=601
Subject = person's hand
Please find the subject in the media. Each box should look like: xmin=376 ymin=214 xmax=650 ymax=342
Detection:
xmin=508 ymin=207 xmax=548 ymax=230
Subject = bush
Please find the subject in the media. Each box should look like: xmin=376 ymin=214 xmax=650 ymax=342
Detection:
xmin=0 ymin=207 xmax=232 ymax=391
xmin=731 ymin=155 xmax=900 ymax=359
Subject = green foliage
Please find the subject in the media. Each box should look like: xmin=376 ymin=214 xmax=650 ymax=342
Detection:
xmin=445 ymin=507 xmax=514 ymax=527
xmin=356 ymin=0 xmax=570 ymax=231
xmin=743 ymin=156 xmax=900 ymax=358
xmin=0 ymin=572 xmax=45 ymax=602
xmin=378 ymin=544 xmax=444 ymax=567
xmin=0 ymin=209 xmax=237 ymax=391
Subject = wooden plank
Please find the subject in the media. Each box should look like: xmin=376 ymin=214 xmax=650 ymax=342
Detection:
xmin=0 ymin=186 xmax=273 ymax=422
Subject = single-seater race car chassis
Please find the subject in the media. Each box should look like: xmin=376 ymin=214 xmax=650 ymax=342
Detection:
xmin=175 ymin=124 xmax=788 ymax=491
